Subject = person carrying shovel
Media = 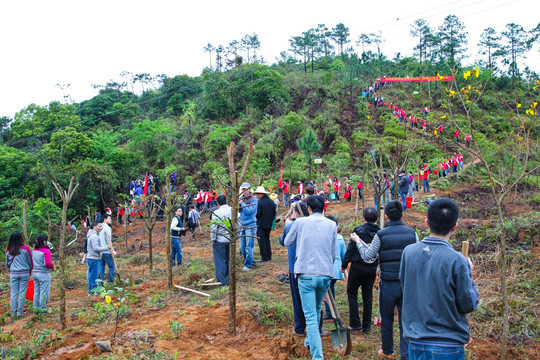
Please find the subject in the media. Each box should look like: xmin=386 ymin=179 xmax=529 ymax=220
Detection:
xmin=284 ymin=195 xmax=337 ymax=360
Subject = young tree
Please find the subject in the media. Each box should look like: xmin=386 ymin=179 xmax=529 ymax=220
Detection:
xmin=226 ymin=141 xmax=254 ymax=335
xmin=163 ymin=171 xmax=179 ymax=289
xmin=52 ymin=177 xmax=79 ymax=330
xmin=478 ymin=27 xmax=502 ymax=72
xmin=297 ymin=128 xmax=321 ymax=181
xmin=445 ymin=68 xmax=540 ymax=360
xmin=141 ymin=194 xmax=160 ymax=270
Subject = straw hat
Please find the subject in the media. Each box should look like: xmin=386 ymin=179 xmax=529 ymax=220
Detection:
xmin=253 ymin=186 xmax=270 ymax=195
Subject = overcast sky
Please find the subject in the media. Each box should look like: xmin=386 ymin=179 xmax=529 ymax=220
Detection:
xmin=1 ymin=0 xmax=538 ymax=119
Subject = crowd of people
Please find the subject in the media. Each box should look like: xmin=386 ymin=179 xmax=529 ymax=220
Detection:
xmin=5 ymin=76 xmax=480 ymax=360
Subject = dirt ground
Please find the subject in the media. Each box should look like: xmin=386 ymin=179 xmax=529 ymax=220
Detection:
xmin=0 ymin=183 xmax=539 ymax=359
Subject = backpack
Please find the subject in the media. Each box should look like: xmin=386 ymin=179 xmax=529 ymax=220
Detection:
xmin=187 ymin=213 xmax=198 ymax=228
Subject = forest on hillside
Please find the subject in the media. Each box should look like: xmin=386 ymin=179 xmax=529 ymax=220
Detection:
xmin=0 ymin=15 xmax=539 ymax=243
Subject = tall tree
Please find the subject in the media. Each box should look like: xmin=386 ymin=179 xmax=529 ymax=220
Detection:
xmin=369 ymin=32 xmax=384 ymax=58
xmin=203 ymin=43 xmax=215 ymax=69
xmin=215 ymin=45 xmax=224 ymax=71
xmin=478 ymin=27 xmax=502 ymax=71
xmin=528 ymin=22 xmax=540 ymax=53
xmin=501 ymin=23 xmax=528 ymax=79
xmin=356 ymin=33 xmax=371 ymax=55
xmin=331 ymin=23 xmax=350 ymax=55
xmin=316 ymin=24 xmax=334 ymax=56
xmin=297 ymin=128 xmax=321 ymax=181
xmin=437 ymin=15 xmax=468 ymax=64
xmin=241 ymin=33 xmax=260 ymax=63
xmin=410 ymin=19 xmax=431 ymax=64
xmin=289 ymin=35 xmax=307 ymax=73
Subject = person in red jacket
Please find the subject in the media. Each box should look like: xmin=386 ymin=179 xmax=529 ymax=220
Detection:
xmin=454 ymin=129 xmax=460 ymax=143
xmin=117 ymin=203 xmax=125 ymax=225
xmin=422 ymin=165 xmax=431 ymax=193
xmin=297 ymin=180 xmax=304 ymax=196
xmin=452 ymin=153 xmax=459 ymax=173
xmin=465 ymin=133 xmax=472 ymax=148
xmin=420 ymin=118 xmax=427 ymax=132
xmin=281 ymin=180 xmax=290 ymax=208
xmin=333 ymin=177 xmax=341 ymax=202
xmin=357 ymin=180 xmax=363 ymax=199
xmin=458 ymin=152 xmax=464 ymax=170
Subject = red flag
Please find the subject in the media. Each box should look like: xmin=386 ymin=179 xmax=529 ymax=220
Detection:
xmin=278 ymin=163 xmax=283 ymax=188
xmin=143 ymin=172 xmax=149 ymax=195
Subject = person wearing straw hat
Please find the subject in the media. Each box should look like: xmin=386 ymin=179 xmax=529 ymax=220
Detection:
xmin=239 ymin=182 xmax=257 ymax=271
xmin=254 ymin=185 xmax=276 ymax=262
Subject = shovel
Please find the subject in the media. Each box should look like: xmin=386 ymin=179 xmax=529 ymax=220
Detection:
xmin=326 ymin=289 xmax=352 ymax=356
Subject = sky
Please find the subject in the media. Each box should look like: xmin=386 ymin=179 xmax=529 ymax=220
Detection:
xmin=1 ymin=0 xmax=539 ymax=119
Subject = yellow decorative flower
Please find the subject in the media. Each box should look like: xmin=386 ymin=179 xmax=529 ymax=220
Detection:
xmin=463 ymin=71 xmax=471 ymax=80
xmin=474 ymin=67 xmax=480 ymax=78
xmin=517 ymin=103 xmax=522 ymax=108
xmin=532 ymin=102 xmax=538 ymax=108
xmin=441 ymin=115 xmax=446 ymax=119
xmin=437 ymin=73 xmax=444 ymax=81
xmin=105 ymin=295 xmax=112 ymax=304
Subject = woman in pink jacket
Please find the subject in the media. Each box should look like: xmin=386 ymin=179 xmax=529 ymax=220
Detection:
xmin=32 ymin=234 xmax=55 ymax=312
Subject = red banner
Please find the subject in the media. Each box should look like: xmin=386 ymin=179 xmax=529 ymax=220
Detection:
xmin=381 ymin=75 xmax=453 ymax=82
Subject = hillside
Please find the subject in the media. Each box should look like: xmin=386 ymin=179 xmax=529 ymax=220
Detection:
xmin=0 ymin=54 xmax=539 ymax=359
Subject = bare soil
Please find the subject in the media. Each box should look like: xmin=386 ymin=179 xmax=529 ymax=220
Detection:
xmin=0 ymin=183 xmax=538 ymax=359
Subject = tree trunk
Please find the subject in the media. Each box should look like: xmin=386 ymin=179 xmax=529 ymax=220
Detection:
xmin=148 ymin=227 xmax=153 ymax=270
xmin=497 ymin=198 xmax=509 ymax=360
xmin=228 ymin=171 xmax=239 ymax=336
xmin=124 ymin=203 xmax=128 ymax=249
xmin=165 ymin=173 xmax=173 ymax=289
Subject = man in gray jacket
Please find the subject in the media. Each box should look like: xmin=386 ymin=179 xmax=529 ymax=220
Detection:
xmin=99 ymin=214 xmax=117 ymax=283
xmin=211 ymin=195 xmax=232 ymax=285
xmin=86 ymin=222 xmax=111 ymax=294
xmin=285 ymin=195 xmax=337 ymax=360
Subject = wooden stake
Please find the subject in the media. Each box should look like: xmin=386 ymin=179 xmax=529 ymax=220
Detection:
xmin=174 ymin=285 xmax=210 ymax=297
xmin=461 ymin=241 xmax=470 ymax=257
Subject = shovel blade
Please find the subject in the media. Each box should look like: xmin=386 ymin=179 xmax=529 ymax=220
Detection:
xmin=331 ymin=328 xmax=352 ymax=356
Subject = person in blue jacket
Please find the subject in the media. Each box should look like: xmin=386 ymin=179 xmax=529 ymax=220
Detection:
xmin=400 ymin=198 xmax=478 ymax=360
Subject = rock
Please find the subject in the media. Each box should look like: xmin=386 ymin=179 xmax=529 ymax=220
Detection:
xmin=95 ymin=340 xmax=112 ymax=352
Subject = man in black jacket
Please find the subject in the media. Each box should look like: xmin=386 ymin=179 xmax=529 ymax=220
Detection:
xmin=254 ymin=186 xmax=276 ymax=262
xmin=351 ymin=200 xmax=418 ymax=360
xmin=341 ymin=207 xmax=380 ymax=332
